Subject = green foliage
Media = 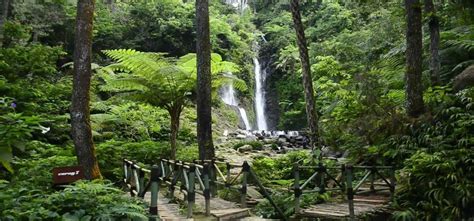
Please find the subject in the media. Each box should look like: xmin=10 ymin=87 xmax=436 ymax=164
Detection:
xmin=0 ymin=45 xmax=65 ymax=81
xmin=0 ymin=181 xmax=147 ymax=220
xmin=0 ymin=112 xmax=44 ymax=172
xmin=252 ymin=151 xmax=311 ymax=185
xmin=393 ymin=150 xmax=474 ymax=219
xmin=91 ymin=102 xmax=169 ymax=141
xmin=12 ymin=155 xmax=76 ymax=190
xmin=176 ymin=144 xmax=199 ymax=162
xmin=96 ymin=140 xmax=170 ymax=180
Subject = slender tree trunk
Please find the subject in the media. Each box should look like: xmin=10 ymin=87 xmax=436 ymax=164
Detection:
xmin=196 ymin=0 xmax=214 ymax=160
xmin=424 ymin=0 xmax=441 ymax=86
xmin=0 ymin=0 xmax=10 ymax=48
xmin=405 ymin=0 xmax=425 ymax=117
xmin=168 ymin=105 xmax=182 ymax=160
xmin=290 ymin=0 xmax=320 ymax=149
xmin=71 ymin=0 xmax=101 ymax=180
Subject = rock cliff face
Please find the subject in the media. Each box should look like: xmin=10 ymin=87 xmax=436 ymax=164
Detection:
xmin=259 ymin=47 xmax=280 ymax=130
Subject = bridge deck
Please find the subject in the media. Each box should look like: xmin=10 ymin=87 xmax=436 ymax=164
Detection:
xmin=144 ymin=190 xmax=250 ymax=220
xmin=300 ymin=195 xmax=390 ymax=220
xmin=144 ymin=191 xmax=191 ymax=220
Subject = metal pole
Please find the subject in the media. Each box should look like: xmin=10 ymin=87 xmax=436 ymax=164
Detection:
xmin=149 ymin=165 xmax=160 ymax=221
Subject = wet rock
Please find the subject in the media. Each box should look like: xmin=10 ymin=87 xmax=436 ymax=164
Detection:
xmin=237 ymin=144 xmax=253 ymax=153
xmin=263 ymin=144 xmax=273 ymax=150
xmin=216 ymin=137 xmax=227 ymax=144
xmin=247 ymin=186 xmax=263 ymax=200
xmin=236 ymin=134 xmax=247 ymax=139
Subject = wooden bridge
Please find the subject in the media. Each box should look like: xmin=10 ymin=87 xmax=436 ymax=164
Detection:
xmin=122 ymin=158 xmax=395 ymax=220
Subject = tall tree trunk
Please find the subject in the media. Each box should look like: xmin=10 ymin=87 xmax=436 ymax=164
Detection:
xmin=425 ymin=0 xmax=441 ymax=86
xmin=71 ymin=0 xmax=101 ymax=180
xmin=168 ymin=105 xmax=182 ymax=160
xmin=405 ymin=0 xmax=425 ymax=117
xmin=290 ymin=0 xmax=320 ymax=149
xmin=196 ymin=0 xmax=214 ymax=160
xmin=0 ymin=0 xmax=10 ymax=48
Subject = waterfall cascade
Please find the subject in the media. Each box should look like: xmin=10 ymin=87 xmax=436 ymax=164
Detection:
xmin=220 ymin=76 xmax=252 ymax=130
xmin=223 ymin=0 xmax=271 ymax=131
xmin=253 ymin=53 xmax=268 ymax=131
xmin=224 ymin=0 xmax=248 ymax=13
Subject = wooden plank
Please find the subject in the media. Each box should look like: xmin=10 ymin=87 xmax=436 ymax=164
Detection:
xmin=211 ymin=208 xmax=250 ymax=220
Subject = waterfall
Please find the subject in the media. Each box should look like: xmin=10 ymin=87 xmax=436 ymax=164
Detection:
xmin=224 ymin=0 xmax=248 ymax=13
xmin=253 ymin=56 xmax=268 ymax=131
xmin=220 ymin=76 xmax=252 ymax=130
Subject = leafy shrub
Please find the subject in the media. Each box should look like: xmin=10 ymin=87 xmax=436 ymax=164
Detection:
xmin=393 ymin=150 xmax=474 ymax=220
xmin=386 ymin=88 xmax=474 ymax=219
xmin=12 ymin=155 xmax=76 ymax=191
xmin=0 ymin=180 xmax=147 ymax=220
xmin=252 ymin=150 xmax=311 ymax=185
xmin=176 ymin=144 xmax=199 ymax=162
xmin=96 ymin=140 xmax=170 ymax=180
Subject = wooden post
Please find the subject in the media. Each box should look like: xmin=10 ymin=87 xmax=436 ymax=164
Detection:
xmin=149 ymin=165 xmax=160 ymax=220
xmin=293 ymin=163 xmax=301 ymax=215
xmin=123 ymin=159 xmax=128 ymax=183
xmin=130 ymin=162 xmax=137 ymax=197
xmin=249 ymin=167 xmax=287 ymax=221
xmin=389 ymin=166 xmax=396 ymax=197
xmin=319 ymin=162 xmax=326 ymax=193
xmin=168 ymin=163 xmax=179 ymax=199
xmin=187 ymin=164 xmax=196 ymax=218
xmin=370 ymin=167 xmax=376 ymax=192
xmin=203 ymin=163 xmax=211 ymax=216
xmin=346 ymin=165 xmax=355 ymax=220
xmin=210 ymin=159 xmax=217 ymax=197
xmin=226 ymin=162 xmax=231 ymax=187
xmin=138 ymin=169 xmax=145 ymax=198
xmin=241 ymin=161 xmax=249 ymax=208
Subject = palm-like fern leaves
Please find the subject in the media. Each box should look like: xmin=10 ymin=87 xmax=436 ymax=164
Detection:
xmin=100 ymin=49 xmax=247 ymax=106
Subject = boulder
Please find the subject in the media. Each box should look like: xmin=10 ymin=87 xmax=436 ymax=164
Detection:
xmin=454 ymin=65 xmax=474 ymax=92
xmin=237 ymin=144 xmax=253 ymax=153
xmin=236 ymin=134 xmax=247 ymax=139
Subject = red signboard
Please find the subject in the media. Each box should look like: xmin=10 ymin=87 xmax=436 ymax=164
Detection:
xmin=52 ymin=166 xmax=84 ymax=185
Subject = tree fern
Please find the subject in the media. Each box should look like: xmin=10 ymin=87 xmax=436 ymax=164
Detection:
xmin=100 ymin=49 xmax=246 ymax=159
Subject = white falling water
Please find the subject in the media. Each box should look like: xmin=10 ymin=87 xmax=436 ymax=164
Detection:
xmin=225 ymin=0 xmax=248 ymax=13
xmin=253 ymin=57 xmax=268 ymax=131
xmin=220 ymin=79 xmax=252 ymax=130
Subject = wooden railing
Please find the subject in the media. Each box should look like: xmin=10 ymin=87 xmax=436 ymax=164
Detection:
xmin=123 ymin=158 xmax=287 ymax=220
xmin=292 ymin=162 xmax=396 ymax=220
xmin=124 ymin=158 xmax=395 ymax=221
xmin=123 ymin=159 xmax=160 ymax=220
